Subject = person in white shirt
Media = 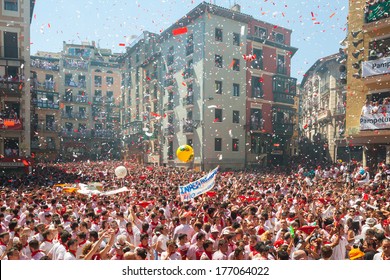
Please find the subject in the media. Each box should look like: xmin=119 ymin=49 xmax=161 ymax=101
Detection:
xmin=161 ymin=239 xmax=182 ymax=260
xmin=39 ymin=229 xmax=55 ymax=255
xmin=155 ymin=225 xmax=169 ymax=259
xmin=173 ymin=216 xmax=195 ymax=242
xmin=361 ymin=99 xmax=372 ymax=116
xmin=64 ymin=239 xmax=78 ymax=260
xmin=373 ymin=238 xmax=390 ymax=260
xmin=49 ymin=230 xmax=71 ymax=260
xmin=29 ymin=239 xmax=46 ymax=260
xmin=212 ymin=239 xmax=228 ymax=260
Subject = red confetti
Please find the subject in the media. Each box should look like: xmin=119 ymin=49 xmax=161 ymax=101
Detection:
xmin=22 ymin=160 xmax=29 ymax=166
xmin=172 ymin=27 xmax=188 ymax=36
xmin=329 ymin=12 xmax=336 ymax=18
xmin=213 ymin=118 xmax=219 ymax=122
xmin=119 ymin=43 xmax=125 ymax=46
xmin=314 ymin=22 xmax=321 ymax=24
xmin=146 ymin=76 xmax=151 ymax=81
xmin=48 ymin=23 xmax=51 ymax=28
xmin=182 ymin=82 xmax=186 ymax=86
xmin=311 ymin=12 xmax=314 ymax=17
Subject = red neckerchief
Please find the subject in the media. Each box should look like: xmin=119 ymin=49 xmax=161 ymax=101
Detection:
xmin=44 ymin=238 xmax=52 ymax=244
xmin=115 ymin=253 xmax=124 ymax=260
xmin=205 ymin=251 xmax=213 ymax=260
xmin=249 ymin=245 xmax=256 ymax=252
xmin=257 ymin=227 xmax=265 ymax=235
xmin=127 ymin=228 xmax=133 ymax=235
xmin=195 ymin=249 xmax=205 ymax=260
xmin=31 ymin=250 xmax=43 ymax=258
xmin=0 ymin=240 xmax=7 ymax=246
xmin=92 ymin=253 xmax=101 ymax=260
xmin=23 ymin=242 xmax=29 ymax=248
xmin=115 ymin=228 xmax=119 ymax=235
xmin=68 ymin=249 xmax=77 ymax=257
xmin=78 ymin=240 xmax=86 ymax=247
xmin=138 ymin=243 xmax=149 ymax=249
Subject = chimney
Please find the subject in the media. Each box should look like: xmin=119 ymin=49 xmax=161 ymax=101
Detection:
xmin=231 ymin=4 xmax=240 ymax=12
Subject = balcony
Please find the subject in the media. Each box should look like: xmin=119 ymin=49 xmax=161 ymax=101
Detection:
xmin=164 ymin=126 xmax=175 ymax=137
xmin=61 ymin=111 xmax=88 ymax=120
xmin=63 ymin=96 xmax=88 ymax=104
xmin=182 ymin=124 xmax=194 ymax=134
xmin=164 ymin=102 xmax=174 ymax=112
xmin=273 ymin=93 xmax=295 ymax=104
xmin=317 ymin=109 xmax=331 ymax=121
xmin=35 ymin=124 xmax=59 ymax=133
xmin=273 ymin=123 xmax=294 ymax=136
xmin=34 ymin=80 xmax=56 ymax=92
xmin=93 ymin=129 xmax=118 ymax=138
xmin=0 ymin=118 xmax=23 ymax=130
xmin=31 ymin=141 xmax=57 ymax=151
xmin=34 ymin=100 xmax=59 ymax=109
xmin=182 ymin=67 xmax=194 ymax=82
xmin=183 ymin=96 xmax=194 ymax=107
xmin=333 ymin=106 xmax=346 ymax=116
xmin=31 ymin=57 xmax=60 ymax=71
xmin=60 ymin=129 xmax=92 ymax=138
xmin=250 ymin=121 xmax=264 ymax=132
xmin=0 ymin=81 xmax=23 ymax=97
xmin=251 ymin=87 xmax=263 ymax=99
xmin=164 ymin=77 xmax=175 ymax=89
xmin=93 ymin=97 xmax=103 ymax=104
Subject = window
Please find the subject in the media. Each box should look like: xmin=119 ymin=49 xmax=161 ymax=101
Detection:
xmin=215 ymin=55 xmax=223 ymax=68
xmin=254 ymin=26 xmax=267 ymax=40
xmin=233 ymin=110 xmax=240 ymax=124
xmin=187 ymin=139 xmax=193 ymax=147
xmin=277 ymin=55 xmax=286 ymax=74
xmin=272 ymin=76 xmax=296 ymax=95
xmin=167 ymin=46 xmax=174 ymax=66
xmin=168 ymin=141 xmax=174 ymax=160
xmin=3 ymin=32 xmax=18 ymax=58
xmin=215 ymin=28 xmax=223 ymax=42
xmin=252 ymin=76 xmax=263 ymax=98
xmin=232 ymin=58 xmax=240 ymax=71
xmin=186 ymin=34 xmax=194 ymax=56
xmin=233 ymin=33 xmax=240 ymax=46
xmin=4 ymin=0 xmax=18 ymax=11
xmin=215 ymin=138 xmax=222 ymax=151
xmin=233 ymin=83 xmax=240 ymax=97
xmin=232 ymin=139 xmax=239 ymax=152
xmin=252 ymin=48 xmax=263 ymax=69
xmin=215 ymin=108 xmax=222 ymax=122
xmin=65 ymin=74 xmax=72 ymax=86
xmin=215 ymin=81 xmax=222 ymax=95
xmin=274 ymin=32 xmax=285 ymax=44
xmin=250 ymin=109 xmax=263 ymax=130
xmin=106 ymin=76 xmax=114 ymax=85
xmin=94 ymin=75 xmax=102 ymax=87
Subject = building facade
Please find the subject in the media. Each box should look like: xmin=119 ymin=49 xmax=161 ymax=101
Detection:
xmin=120 ymin=2 xmax=298 ymax=170
xmin=299 ymin=53 xmax=348 ymax=164
xmin=30 ymin=42 xmax=122 ymax=162
xmin=0 ymin=0 xmax=34 ymax=172
xmin=345 ymin=0 xmax=390 ymax=167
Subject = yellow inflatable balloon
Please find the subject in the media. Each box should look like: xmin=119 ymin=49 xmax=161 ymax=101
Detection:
xmin=176 ymin=145 xmax=194 ymax=163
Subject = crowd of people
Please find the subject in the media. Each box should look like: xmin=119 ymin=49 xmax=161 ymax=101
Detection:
xmin=0 ymin=160 xmax=389 ymax=260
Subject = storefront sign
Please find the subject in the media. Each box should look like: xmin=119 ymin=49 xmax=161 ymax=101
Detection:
xmin=0 ymin=118 xmax=22 ymax=130
xmin=360 ymin=113 xmax=390 ymax=130
xmin=362 ymin=56 xmax=390 ymax=78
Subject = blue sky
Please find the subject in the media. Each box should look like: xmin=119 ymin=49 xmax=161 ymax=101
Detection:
xmin=30 ymin=0 xmax=349 ymax=81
